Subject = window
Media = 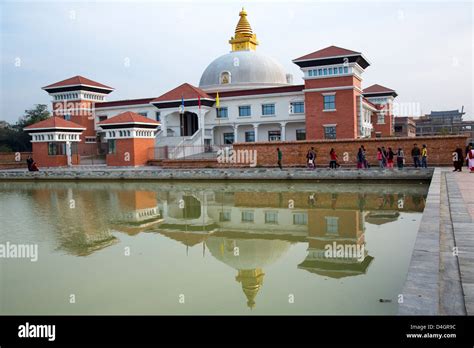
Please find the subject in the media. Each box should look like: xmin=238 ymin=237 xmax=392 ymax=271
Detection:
xmin=339 ymin=67 xmax=343 ymax=74
xmin=318 ymin=68 xmax=322 ymax=75
xmin=343 ymin=66 xmax=348 ymax=73
xmin=262 ymin=103 xmax=275 ymax=116
xmin=48 ymin=143 xmax=65 ymax=156
xmin=324 ymin=126 xmax=336 ymax=139
xmin=296 ymin=129 xmax=306 ymax=140
xmin=265 ymin=211 xmax=278 ymax=224
xmin=394 ymin=125 xmax=403 ymax=133
xmin=308 ymin=70 xmax=313 ymax=77
xmin=108 ymin=139 xmax=116 ymax=154
xmin=64 ymin=114 xmax=71 ymax=121
xmin=325 ymin=217 xmax=339 ymax=234
xmin=293 ymin=213 xmax=308 ymax=225
xmin=323 ymin=68 xmax=328 ymax=75
xmin=377 ymin=113 xmax=385 ymax=124
xmin=155 ymin=112 xmax=161 ymax=122
xmin=219 ymin=211 xmax=231 ymax=222
xmin=223 ymin=132 xmax=234 ymax=144
xmin=241 ymin=211 xmax=254 ymax=223
xmin=328 ymin=68 xmax=333 ymax=75
xmin=375 ymin=132 xmax=382 ymax=138
xmin=290 ymin=101 xmax=304 ymax=114
xmin=85 ymin=136 xmax=96 ymax=143
xmin=323 ymin=95 xmax=336 ymax=110
xmin=220 ymin=71 xmax=231 ymax=84
xmin=239 ymin=105 xmax=251 ymax=117
xmin=268 ymin=130 xmax=281 ymax=141
xmin=216 ymin=107 xmax=228 ymax=118
xmin=98 ymin=115 xmax=107 ymax=122
xmin=245 ymin=131 xmax=255 ymax=142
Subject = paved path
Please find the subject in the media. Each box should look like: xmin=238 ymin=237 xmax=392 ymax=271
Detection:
xmin=399 ymin=169 xmax=474 ymax=315
xmin=446 ymin=171 xmax=474 ymax=315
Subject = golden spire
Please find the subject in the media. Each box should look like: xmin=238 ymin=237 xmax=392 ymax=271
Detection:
xmin=229 ymin=8 xmax=259 ymax=51
xmin=235 ymin=268 xmax=265 ymax=309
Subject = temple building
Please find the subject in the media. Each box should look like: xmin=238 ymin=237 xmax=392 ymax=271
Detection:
xmin=29 ymin=8 xmax=397 ymax=166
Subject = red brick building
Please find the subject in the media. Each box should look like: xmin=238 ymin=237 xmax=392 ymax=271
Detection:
xmin=26 ymin=9 xmax=404 ymax=166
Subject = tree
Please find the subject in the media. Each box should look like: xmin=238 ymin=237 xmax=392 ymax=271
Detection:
xmin=0 ymin=104 xmax=51 ymax=152
xmin=15 ymin=104 xmax=51 ymax=129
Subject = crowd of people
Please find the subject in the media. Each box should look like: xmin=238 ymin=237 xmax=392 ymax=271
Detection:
xmin=274 ymin=142 xmax=474 ymax=172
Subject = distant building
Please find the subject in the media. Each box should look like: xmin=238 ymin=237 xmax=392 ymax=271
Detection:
xmin=415 ymin=109 xmax=465 ymax=136
xmin=394 ymin=116 xmax=416 ymax=137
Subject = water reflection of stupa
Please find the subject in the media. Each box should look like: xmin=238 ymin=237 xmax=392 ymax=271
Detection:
xmin=206 ymin=237 xmax=291 ymax=309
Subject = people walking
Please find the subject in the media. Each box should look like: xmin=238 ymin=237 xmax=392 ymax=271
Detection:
xmin=453 ymin=146 xmax=464 ymax=172
xmin=466 ymin=143 xmax=473 ymax=168
xmin=396 ymin=148 xmax=405 ymax=169
xmin=421 ymin=144 xmax=428 ymax=168
xmin=387 ymin=147 xmax=395 ymax=169
xmin=306 ymin=147 xmax=316 ymax=169
xmin=277 ymin=148 xmax=283 ymax=170
xmin=377 ymin=148 xmax=384 ymax=169
xmin=329 ymin=148 xmax=339 ymax=169
xmin=357 ymin=147 xmax=364 ymax=169
xmin=467 ymin=146 xmax=474 ymax=173
xmin=411 ymin=143 xmax=421 ymax=168
xmin=361 ymin=145 xmax=369 ymax=168
xmin=381 ymin=146 xmax=388 ymax=168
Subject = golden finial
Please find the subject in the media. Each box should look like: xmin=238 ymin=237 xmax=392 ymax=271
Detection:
xmin=229 ymin=8 xmax=259 ymax=51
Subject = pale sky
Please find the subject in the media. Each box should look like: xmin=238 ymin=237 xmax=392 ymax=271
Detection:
xmin=1 ymin=0 xmax=473 ymax=123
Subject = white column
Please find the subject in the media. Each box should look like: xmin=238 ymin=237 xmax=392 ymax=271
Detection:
xmin=234 ymin=124 xmax=239 ymax=143
xmin=66 ymin=141 xmax=72 ymax=166
xmin=280 ymin=122 xmax=287 ymax=141
xmin=162 ymin=113 xmax=167 ymax=137
xmin=253 ymin=124 xmax=259 ymax=142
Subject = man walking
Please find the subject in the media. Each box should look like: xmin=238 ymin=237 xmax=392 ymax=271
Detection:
xmin=421 ymin=144 xmax=428 ymax=168
xmin=277 ymin=148 xmax=283 ymax=170
xmin=411 ymin=143 xmax=421 ymax=168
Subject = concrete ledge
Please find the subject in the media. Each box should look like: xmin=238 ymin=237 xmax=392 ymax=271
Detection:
xmin=399 ymin=168 xmax=441 ymax=315
xmin=0 ymin=167 xmax=434 ymax=181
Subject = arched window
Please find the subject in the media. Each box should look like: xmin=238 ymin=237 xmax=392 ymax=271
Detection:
xmin=220 ymin=71 xmax=231 ymax=84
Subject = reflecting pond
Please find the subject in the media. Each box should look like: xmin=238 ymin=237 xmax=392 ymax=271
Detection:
xmin=0 ymin=181 xmax=428 ymax=315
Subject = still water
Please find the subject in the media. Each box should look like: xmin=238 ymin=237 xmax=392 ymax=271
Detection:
xmin=0 ymin=181 xmax=428 ymax=315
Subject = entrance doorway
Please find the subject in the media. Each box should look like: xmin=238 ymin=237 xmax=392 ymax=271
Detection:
xmin=180 ymin=111 xmax=199 ymax=136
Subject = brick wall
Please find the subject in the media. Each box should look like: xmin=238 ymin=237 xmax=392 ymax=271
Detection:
xmin=232 ymin=135 xmax=468 ymax=167
xmin=0 ymin=152 xmax=32 ymax=169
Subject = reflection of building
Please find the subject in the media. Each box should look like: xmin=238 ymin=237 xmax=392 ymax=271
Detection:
xmin=30 ymin=187 xmax=118 ymax=256
xmin=206 ymin=237 xmax=291 ymax=309
xmin=110 ymin=190 xmax=162 ymax=235
xmin=298 ymin=207 xmax=374 ymax=278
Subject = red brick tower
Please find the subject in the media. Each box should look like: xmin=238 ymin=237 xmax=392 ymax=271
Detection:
xmin=293 ymin=46 xmax=370 ymax=140
xmin=42 ymin=76 xmax=114 ymax=156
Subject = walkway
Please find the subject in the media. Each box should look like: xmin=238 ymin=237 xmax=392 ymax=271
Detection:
xmin=399 ymin=169 xmax=474 ymax=315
